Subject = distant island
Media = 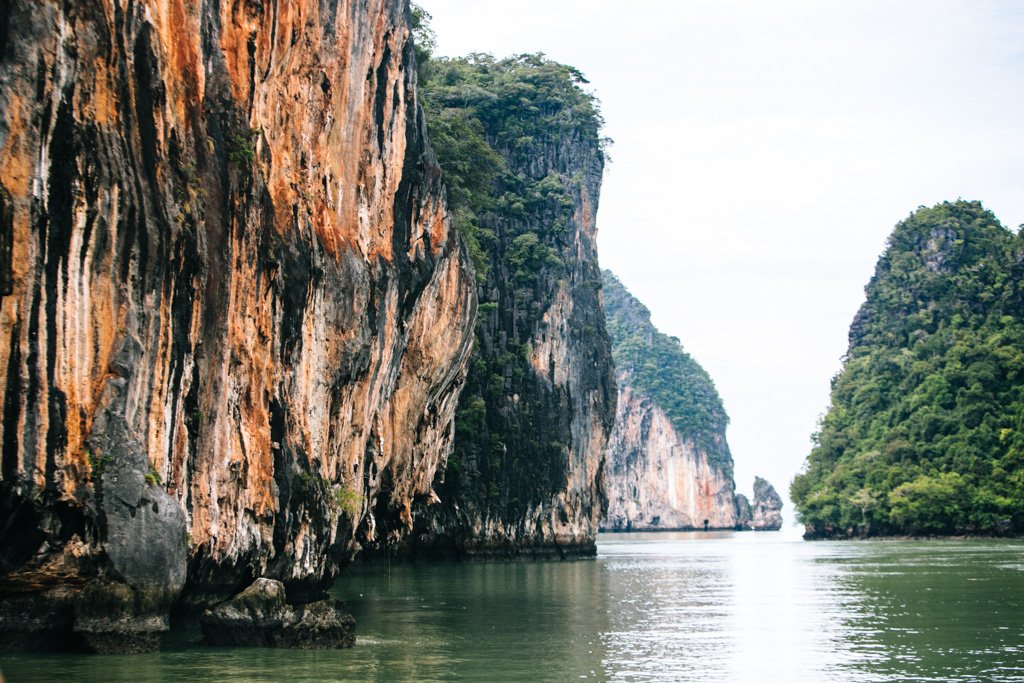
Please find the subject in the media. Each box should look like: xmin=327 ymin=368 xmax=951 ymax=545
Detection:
xmin=600 ymin=271 xmax=782 ymax=532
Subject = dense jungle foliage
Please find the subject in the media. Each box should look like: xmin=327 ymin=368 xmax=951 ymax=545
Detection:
xmin=602 ymin=271 xmax=732 ymax=465
xmin=412 ymin=8 xmax=610 ymax=518
xmin=412 ymin=6 xmax=603 ymax=282
xmin=791 ymin=201 xmax=1024 ymax=536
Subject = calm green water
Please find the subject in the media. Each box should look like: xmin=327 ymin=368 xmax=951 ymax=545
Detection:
xmin=2 ymin=531 xmax=1023 ymax=681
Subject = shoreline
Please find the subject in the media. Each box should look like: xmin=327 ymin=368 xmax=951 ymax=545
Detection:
xmin=598 ymin=527 xmax=782 ymax=534
xmin=801 ymin=531 xmax=1024 ymax=541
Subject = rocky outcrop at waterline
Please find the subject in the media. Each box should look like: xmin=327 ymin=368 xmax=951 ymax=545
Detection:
xmin=736 ymin=477 xmax=784 ymax=531
xmin=751 ymin=477 xmax=784 ymax=530
xmin=200 ymin=578 xmax=355 ymax=649
xmin=0 ymin=0 xmax=474 ymax=652
xmin=600 ymin=272 xmax=740 ymax=531
xmin=735 ymin=494 xmax=753 ymax=529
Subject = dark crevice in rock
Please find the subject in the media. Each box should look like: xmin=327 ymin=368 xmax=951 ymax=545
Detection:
xmin=43 ymin=97 xmax=78 ymax=490
xmin=132 ymin=25 xmax=160 ymax=196
xmin=0 ymin=187 xmax=12 ymax=296
xmin=277 ymin=236 xmax=316 ymax=365
xmin=373 ymin=40 xmax=392 ymax=154
xmin=1 ymin=319 xmax=21 ymax=481
xmin=0 ymin=1 xmax=11 ymax=59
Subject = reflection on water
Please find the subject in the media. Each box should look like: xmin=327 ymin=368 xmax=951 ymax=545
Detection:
xmin=599 ymin=530 xmax=870 ymax=681
xmin=2 ymin=532 xmax=1022 ymax=681
xmin=834 ymin=541 xmax=1024 ymax=682
xmin=598 ymin=532 xmax=1024 ymax=682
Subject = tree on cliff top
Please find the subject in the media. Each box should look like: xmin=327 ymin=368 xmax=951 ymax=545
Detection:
xmin=791 ymin=200 xmax=1024 ymax=537
xmin=412 ymin=6 xmax=606 ymax=281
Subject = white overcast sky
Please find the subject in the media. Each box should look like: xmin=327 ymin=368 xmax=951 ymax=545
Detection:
xmin=418 ymin=0 xmax=1024 ymax=517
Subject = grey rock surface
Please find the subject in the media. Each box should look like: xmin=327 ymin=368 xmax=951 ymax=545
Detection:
xmin=751 ymin=477 xmax=784 ymax=530
xmin=734 ymin=494 xmax=753 ymax=529
xmin=200 ymin=578 xmax=355 ymax=649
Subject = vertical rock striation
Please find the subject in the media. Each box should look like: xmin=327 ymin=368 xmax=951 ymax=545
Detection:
xmin=404 ymin=55 xmax=616 ymax=558
xmin=605 ymin=384 xmax=738 ymax=530
xmin=601 ymin=272 xmax=739 ymax=531
xmin=0 ymin=0 xmax=475 ymax=651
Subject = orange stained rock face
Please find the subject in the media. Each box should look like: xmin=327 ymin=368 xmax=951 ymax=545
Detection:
xmin=422 ymin=192 xmax=450 ymax=258
xmin=1 ymin=95 xmax=33 ymax=199
xmin=215 ymin=0 xmax=427 ymax=262
xmin=578 ymin=184 xmax=595 ymax=234
xmin=158 ymin=0 xmax=205 ymax=129
xmin=0 ymin=0 xmax=475 ymax=587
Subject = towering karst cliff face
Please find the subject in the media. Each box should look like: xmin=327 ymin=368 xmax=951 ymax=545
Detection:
xmin=607 ymin=383 xmax=738 ymax=530
xmin=0 ymin=0 xmax=475 ymax=650
xmin=400 ymin=53 xmax=616 ymax=557
xmin=600 ymin=271 xmax=739 ymax=531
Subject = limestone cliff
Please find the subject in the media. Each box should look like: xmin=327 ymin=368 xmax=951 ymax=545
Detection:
xmin=401 ymin=54 xmax=616 ymax=557
xmin=0 ymin=0 xmax=474 ymax=651
xmin=605 ymin=383 xmax=738 ymax=530
xmin=735 ymin=494 xmax=753 ymax=528
xmin=601 ymin=272 xmax=738 ymax=531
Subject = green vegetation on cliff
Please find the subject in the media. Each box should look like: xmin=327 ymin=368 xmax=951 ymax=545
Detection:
xmin=413 ymin=8 xmax=603 ymax=281
xmin=602 ymin=271 xmax=731 ymax=464
xmin=792 ymin=201 xmax=1024 ymax=536
xmin=411 ymin=9 xmax=613 ymax=530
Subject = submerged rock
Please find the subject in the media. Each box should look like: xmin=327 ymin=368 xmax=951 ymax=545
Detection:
xmin=0 ymin=579 xmax=174 ymax=654
xmin=73 ymin=581 xmax=172 ymax=655
xmin=200 ymin=578 xmax=355 ymax=649
xmin=0 ymin=587 xmax=79 ymax=652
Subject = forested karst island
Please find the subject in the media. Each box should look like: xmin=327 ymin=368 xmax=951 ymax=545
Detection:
xmin=401 ymin=18 xmax=616 ymax=557
xmin=793 ymin=201 xmax=1024 ymax=538
xmin=601 ymin=271 xmax=781 ymax=531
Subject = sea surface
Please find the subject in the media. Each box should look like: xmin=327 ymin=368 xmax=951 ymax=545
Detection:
xmin=3 ymin=530 xmax=1023 ymax=681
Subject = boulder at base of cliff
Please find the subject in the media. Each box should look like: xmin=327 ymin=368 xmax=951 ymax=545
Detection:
xmin=199 ymin=578 xmax=355 ymax=649
xmin=72 ymin=581 xmax=174 ymax=654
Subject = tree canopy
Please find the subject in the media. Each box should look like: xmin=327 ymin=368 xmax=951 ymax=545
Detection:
xmin=791 ymin=201 xmax=1024 ymax=536
xmin=412 ymin=10 xmax=605 ymax=281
